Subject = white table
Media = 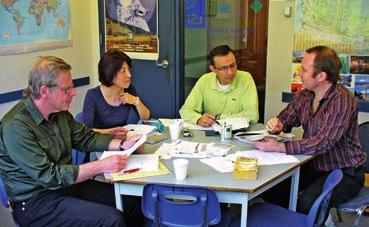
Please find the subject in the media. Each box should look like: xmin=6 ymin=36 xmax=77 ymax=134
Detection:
xmin=114 ymin=129 xmax=312 ymax=227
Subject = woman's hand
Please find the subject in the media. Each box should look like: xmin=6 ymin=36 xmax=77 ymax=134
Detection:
xmin=119 ymin=92 xmax=139 ymax=105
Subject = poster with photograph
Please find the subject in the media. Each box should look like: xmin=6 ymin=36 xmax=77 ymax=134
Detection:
xmin=291 ymin=63 xmax=302 ymax=93
xmin=339 ymin=54 xmax=350 ymax=74
xmin=104 ymin=0 xmax=158 ymax=60
xmin=354 ymin=75 xmax=369 ymax=100
xmin=350 ymin=55 xmax=369 ymax=74
xmin=339 ymin=74 xmax=354 ymax=93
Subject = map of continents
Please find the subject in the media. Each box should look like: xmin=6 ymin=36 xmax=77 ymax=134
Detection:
xmin=0 ymin=0 xmax=70 ymax=53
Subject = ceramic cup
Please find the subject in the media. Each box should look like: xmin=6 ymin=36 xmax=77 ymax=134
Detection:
xmin=173 ymin=158 xmax=189 ymax=180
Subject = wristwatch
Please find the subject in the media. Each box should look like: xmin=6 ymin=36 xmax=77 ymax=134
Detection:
xmin=119 ymin=140 xmax=125 ymax=151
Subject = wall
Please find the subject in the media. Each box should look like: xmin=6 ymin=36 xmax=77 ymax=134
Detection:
xmin=265 ymin=0 xmax=369 ymax=124
xmin=0 ymin=0 xmax=100 ymax=118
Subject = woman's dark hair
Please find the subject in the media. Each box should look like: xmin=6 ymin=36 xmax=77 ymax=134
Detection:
xmin=98 ymin=49 xmax=132 ymax=86
xmin=306 ymin=45 xmax=342 ymax=84
xmin=207 ymin=45 xmax=235 ymax=66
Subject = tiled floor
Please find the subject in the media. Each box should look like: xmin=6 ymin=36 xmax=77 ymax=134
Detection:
xmin=1 ymin=203 xmax=368 ymax=226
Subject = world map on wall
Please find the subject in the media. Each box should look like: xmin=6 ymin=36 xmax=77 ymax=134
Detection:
xmin=294 ymin=0 xmax=369 ymax=54
xmin=0 ymin=0 xmax=71 ymax=54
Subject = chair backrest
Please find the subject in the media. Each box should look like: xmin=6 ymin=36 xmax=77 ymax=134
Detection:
xmin=142 ymin=183 xmax=221 ymax=227
xmin=0 ymin=177 xmax=10 ymax=208
xmin=72 ymin=112 xmax=86 ymax=165
xmin=306 ymin=169 xmax=343 ymax=227
xmin=359 ymin=121 xmax=369 ymax=173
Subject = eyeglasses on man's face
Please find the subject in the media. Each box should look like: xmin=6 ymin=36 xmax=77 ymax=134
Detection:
xmin=213 ymin=63 xmax=237 ymax=72
xmin=48 ymin=85 xmax=75 ymax=94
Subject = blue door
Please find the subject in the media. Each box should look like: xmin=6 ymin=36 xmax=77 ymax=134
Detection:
xmin=98 ymin=0 xmax=182 ymax=119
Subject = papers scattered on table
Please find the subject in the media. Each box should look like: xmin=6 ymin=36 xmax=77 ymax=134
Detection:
xmin=100 ymin=154 xmax=165 ymax=181
xmin=111 ymin=161 xmax=170 ymax=181
xmin=227 ymin=150 xmax=299 ymax=165
xmin=200 ymin=157 xmax=234 ymax=173
xmin=213 ymin=117 xmax=250 ymax=132
xmin=100 ymin=134 xmax=147 ymax=157
xmin=124 ymin=154 xmax=159 ymax=171
xmin=159 ymin=118 xmax=213 ymax=131
xmin=159 ymin=117 xmax=249 ymax=132
xmin=200 ymin=149 xmax=299 ymax=173
xmin=234 ymin=129 xmax=294 ymax=143
xmin=124 ymin=124 xmax=157 ymax=136
xmin=154 ymin=140 xmax=233 ymax=159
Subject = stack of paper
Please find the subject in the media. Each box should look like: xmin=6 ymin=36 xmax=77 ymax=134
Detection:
xmin=124 ymin=124 xmax=157 ymax=136
xmin=100 ymin=134 xmax=147 ymax=157
xmin=234 ymin=129 xmax=294 ymax=143
xmin=213 ymin=117 xmax=250 ymax=132
xmin=154 ymin=140 xmax=233 ymax=159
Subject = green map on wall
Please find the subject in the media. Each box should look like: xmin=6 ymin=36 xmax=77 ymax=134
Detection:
xmin=295 ymin=0 xmax=369 ymax=54
xmin=0 ymin=0 xmax=71 ymax=55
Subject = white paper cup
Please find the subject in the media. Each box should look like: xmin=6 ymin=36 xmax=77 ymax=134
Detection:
xmin=173 ymin=159 xmax=189 ymax=180
xmin=169 ymin=124 xmax=181 ymax=141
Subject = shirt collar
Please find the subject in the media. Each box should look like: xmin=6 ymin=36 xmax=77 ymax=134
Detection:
xmin=209 ymin=71 xmax=238 ymax=92
xmin=306 ymin=84 xmax=337 ymax=102
xmin=25 ymin=96 xmax=46 ymax=125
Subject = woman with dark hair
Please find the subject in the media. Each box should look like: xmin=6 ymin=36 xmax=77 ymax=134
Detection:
xmin=81 ymin=49 xmax=150 ymax=139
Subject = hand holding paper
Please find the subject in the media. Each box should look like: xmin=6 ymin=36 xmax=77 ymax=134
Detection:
xmin=122 ymin=134 xmax=143 ymax=150
xmin=110 ymin=127 xmax=128 ymax=140
xmin=99 ymin=154 xmax=128 ymax=173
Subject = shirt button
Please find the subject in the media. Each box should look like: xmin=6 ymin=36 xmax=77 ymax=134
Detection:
xmin=22 ymin=202 xmax=25 ymax=205
xmin=22 ymin=207 xmax=25 ymax=211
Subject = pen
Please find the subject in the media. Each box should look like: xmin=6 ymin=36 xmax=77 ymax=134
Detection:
xmin=123 ymin=168 xmax=140 ymax=174
xmin=215 ymin=120 xmax=221 ymax=126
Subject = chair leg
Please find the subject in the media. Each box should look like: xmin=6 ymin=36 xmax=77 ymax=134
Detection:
xmin=335 ymin=207 xmax=343 ymax=222
xmin=353 ymin=205 xmax=368 ymax=227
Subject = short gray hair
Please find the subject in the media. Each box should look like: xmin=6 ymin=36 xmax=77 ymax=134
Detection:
xmin=23 ymin=56 xmax=72 ymax=99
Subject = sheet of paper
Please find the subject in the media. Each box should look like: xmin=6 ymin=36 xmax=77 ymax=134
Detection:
xmin=122 ymin=154 xmax=159 ymax=171
xmin=227 ymin=150 xmax=299 ymax=165
xmin=183 ymin=122 xmax=214 ymax=131
xmin=110 ymin=161 xmax=171 ymax=181
xmin=234 ymin=130 xmax=294 ymax=143
xmin=124 ymin=124 xmax=157 ymax=136
xmin=100 ymin=134 xmax=147 ymax=158
xmin=154 ymin=141 xmax=208 ymax=159
xmin=200 ymin=157 xmax=234 ymax=173
xmin=214 ymin=117 xmax=250 ymax=131
xmin=100 ymin=153 xmax=158 ymax=180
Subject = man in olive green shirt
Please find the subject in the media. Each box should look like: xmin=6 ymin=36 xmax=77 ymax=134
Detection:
xmin=0 ymin=56 xmax=142 ymax=227
xmin=180 ymin=45 xmax=259 ymax=127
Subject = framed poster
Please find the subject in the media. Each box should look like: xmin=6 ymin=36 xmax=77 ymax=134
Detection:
xmin=104 ymin=0 xmax=158 ymax=60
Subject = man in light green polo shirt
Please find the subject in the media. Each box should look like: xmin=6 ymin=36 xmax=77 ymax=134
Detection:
xmin=180 ymin=45 xmax=259 ymax=127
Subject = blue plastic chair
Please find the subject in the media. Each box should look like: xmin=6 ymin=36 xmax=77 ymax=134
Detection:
xmin=142 ymin=183 xmax=221 ymax=227
xmin=72 ymin=112 xmax=87 ymax=165
xmin=336 ymin=121 xmax=369 ymax=227
xmin=231 ymin=169 xmax=343 ymax=227
xmin=0 ymin=177 xmax=9 ymax=208
xmin=0 ymin=177 xmax=19 ymax=226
